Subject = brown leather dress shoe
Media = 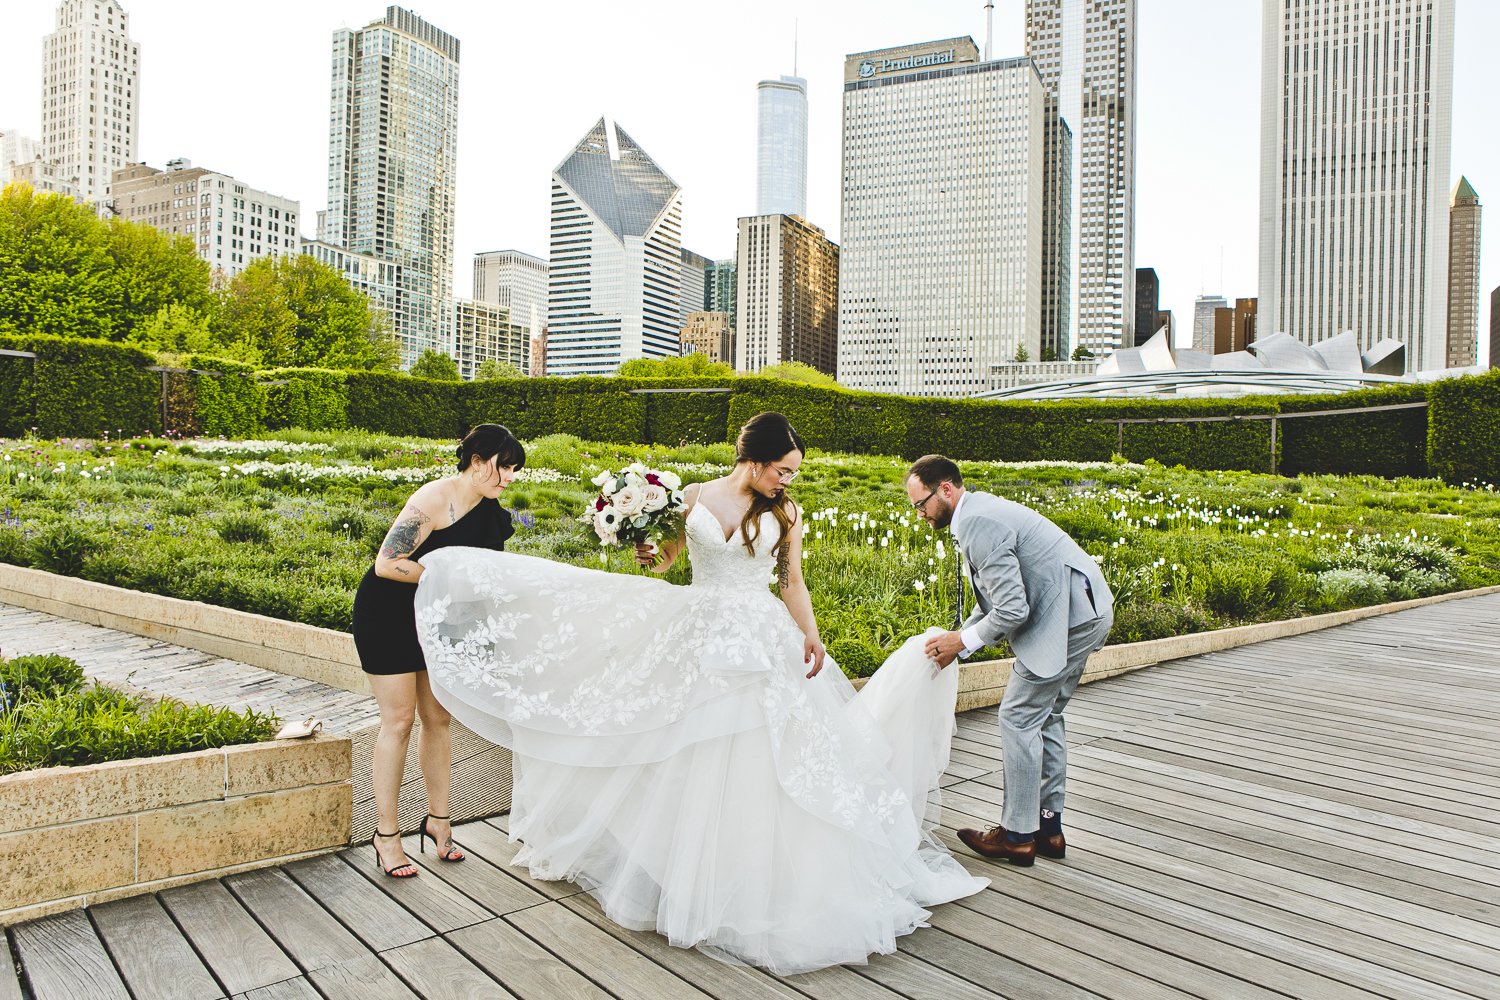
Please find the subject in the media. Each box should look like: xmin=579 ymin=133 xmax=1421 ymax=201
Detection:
xmin=957 ymin=826 xmax=1036 ymax=866
xmin=1034 ymin=831 xmax=1066 ymax=859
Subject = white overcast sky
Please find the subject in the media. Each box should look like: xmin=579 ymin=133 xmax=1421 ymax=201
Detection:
xmin=2 ymin=0 xmax=1496 ymax=358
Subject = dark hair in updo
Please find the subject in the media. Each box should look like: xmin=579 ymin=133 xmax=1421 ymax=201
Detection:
xmin=734 ymin=411 xmax=804 ymax=561
xmin=456 ymin=424 xmax=525 ymax=475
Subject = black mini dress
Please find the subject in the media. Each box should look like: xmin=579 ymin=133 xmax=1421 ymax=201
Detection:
xmin=352 ymin=497 xmax=513 ymax=675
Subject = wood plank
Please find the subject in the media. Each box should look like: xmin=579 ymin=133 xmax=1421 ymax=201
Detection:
xmin=307 ymin=956 xmax=420 ymax=1000
xmin=556 ymin=894 xmax=807 ymax=1000
xmin=91 ymin=893 xmax=225 ymax=1000
xmin=380 ymin=936 xmax=517 ymax=999
xmin=10 ymin=910 xmax=131 ymax=1000
xmin=447 ymin=917 xmax=613 ymax=1000
xmin=0 ymin=937 xmax=22 ymax=1000
xmin=895 ymin=927 xmax=1104 ymax=1000
xmin=453 ymin=821 xmax=583 ymax=901
xmin=230 ymin=979 xmax=321 ymax=1000
xmin=160 ymin=880 xmax=302 ymax=996
xmin=336 ymin=845 xmax=493 ymax=934
xmin=506 ymin=902 xmax=712 ymax=1000
xmin=395 ymin=830 xmax=551 ymax=915
xmin=926 ymin=898 xmax=1192 ymax=1000
xmin=224 ymin=868 xmax=388 ymax=980
xmin=851 ymin=949 xmax=1012 ymax=1000
xmin=282 ymin=853 xmax=433 ymax=953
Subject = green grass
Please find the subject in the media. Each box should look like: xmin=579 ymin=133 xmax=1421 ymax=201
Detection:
xmin=3 ymin=433 xmax=1499 ymax=677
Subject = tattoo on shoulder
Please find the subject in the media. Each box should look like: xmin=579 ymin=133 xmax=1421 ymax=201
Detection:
xmin=777 ymin=545 xmax=791 ymax=591
xmin=448 ymin=500 xmax=458 ymax=526
xmin=380 ymin=505 xmax=430 ymax=561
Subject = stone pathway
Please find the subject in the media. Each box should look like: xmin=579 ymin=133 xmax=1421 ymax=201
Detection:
xmin=0 ymin=602 xmax=379 ymax=734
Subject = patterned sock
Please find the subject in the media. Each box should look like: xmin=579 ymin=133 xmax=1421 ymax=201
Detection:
xmin=1005 ymin=828 xmax=1035 ymax=844
xmin=1039 ymin=809 xmax=1062 ymax=836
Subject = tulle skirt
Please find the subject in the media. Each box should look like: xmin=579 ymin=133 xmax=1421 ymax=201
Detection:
xmin=415 ymin=548 xmax=987 ymax=974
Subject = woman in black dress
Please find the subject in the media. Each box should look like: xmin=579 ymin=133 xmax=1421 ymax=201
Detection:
xmin=353 ymin=423 xmax=524 ymax=877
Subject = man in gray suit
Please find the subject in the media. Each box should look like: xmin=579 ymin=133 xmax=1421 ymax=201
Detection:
xmin=906 ymin=455 xmax=1113 ymax=866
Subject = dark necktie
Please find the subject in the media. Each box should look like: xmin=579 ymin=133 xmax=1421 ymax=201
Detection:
xmin=953 ymin=533 xmax=965 ymax=630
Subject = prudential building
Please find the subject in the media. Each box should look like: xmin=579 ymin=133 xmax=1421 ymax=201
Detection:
xmin=838 ymin=37 xmax=1044 ymax=398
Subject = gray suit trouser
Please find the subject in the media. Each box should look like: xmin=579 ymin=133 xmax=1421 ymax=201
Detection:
xmin=999 ymin=585 xmax=1113 ymax=834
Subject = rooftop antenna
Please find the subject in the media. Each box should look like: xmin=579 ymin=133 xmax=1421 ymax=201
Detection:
xmin=793 ymin=18 xmax=799 ymax=76
xmin=984 ymin=0 xmax=995 ymax=61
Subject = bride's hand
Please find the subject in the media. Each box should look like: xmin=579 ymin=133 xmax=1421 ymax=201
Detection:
xmin=633 ymin=542 xmax=658 ymax=568
xmin=803 ymin=636 xmax=826 ymax=679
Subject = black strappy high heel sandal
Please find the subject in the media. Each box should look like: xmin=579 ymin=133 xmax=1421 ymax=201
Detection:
xmin=371 ymin=830 xmax=419 ymax=878
xmin=419 ymin=813 xmax=465 ymax=863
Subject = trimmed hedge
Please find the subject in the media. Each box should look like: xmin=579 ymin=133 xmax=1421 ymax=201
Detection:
xmin=182 ymin=355 xmax=265 ymax=438
xmin=1277 ymin=383 xmax=1429 ymax=479
xmin=345 ymin=371 xmax=464 ymax=439
xmin=263 ymin=368 xmax=349 ymax=431
xmin=0 ymin=334 xmax=159 ymax=437
xmin=1427 ymin=370 xmax=1500 ymax=486
xmin=4 ymin=332 xmax=1498 ymax=485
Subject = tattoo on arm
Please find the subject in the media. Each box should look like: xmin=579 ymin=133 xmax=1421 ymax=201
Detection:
xmin=379 ymin=506 xmax=431 ymax=562
xmin=777 ymin=545 xmax=791 ymax=591
xmin=393 ymin=565 xmax=411 ymax=576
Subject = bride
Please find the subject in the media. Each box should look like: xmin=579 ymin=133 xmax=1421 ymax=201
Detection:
xmin=413 ymin=411 xmax=987 ymax=974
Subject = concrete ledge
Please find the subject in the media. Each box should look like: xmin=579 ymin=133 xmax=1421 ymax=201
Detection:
xmin=0 ymin=565 xmax=369 ymax=695
xmin=0 ymin=736 xmax=352 ymax=926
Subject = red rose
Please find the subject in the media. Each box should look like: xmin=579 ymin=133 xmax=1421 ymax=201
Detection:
xmin=595 ymin=497 xmax=607 ymax=511
xmin=646 ymin=473 xmax=661 ymax=485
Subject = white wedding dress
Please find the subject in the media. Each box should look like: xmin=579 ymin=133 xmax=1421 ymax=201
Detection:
xmin=413 ymin=503 xmax=987 ymax=974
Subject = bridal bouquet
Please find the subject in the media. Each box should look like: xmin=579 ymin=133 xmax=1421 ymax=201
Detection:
xmin=581 ymin=463 xmax=687 ymax=548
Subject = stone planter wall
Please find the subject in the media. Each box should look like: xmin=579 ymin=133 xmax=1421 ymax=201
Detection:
xmin=0 ymin=736 xmax=351 ymax=926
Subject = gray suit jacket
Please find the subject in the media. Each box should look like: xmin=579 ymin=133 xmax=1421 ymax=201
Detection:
xmin=952 ymin=490 xmax=1114 ymax=679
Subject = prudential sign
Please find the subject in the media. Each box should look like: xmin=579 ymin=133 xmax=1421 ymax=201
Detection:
xmin=858 ymin=49 xmax=955 ymax=79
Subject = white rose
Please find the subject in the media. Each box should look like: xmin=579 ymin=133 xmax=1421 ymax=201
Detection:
xmin=626 ymin=462 xmax=648 ymax=477
xmin=613 ymin=484 xmax=645 ymax=516
xmin=641 ymin=483 xmax=668 ymax=512
xmin=658 ymin=470 xmax=682 ymax=491
xmin=591 ymin=470 xmax=620 ymax=496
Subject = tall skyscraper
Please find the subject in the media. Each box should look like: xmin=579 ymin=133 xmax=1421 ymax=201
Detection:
xmin=1259 ymin=0 xmax=1454 ymax=373
xmin=839 ymin=38 xmax=1044 ymax=397
xmin=680 ymin=248 xmax=712 ymax=328
xmin=1213 ymin=298 xmax=1258 ymax=355
xmin=1026 ymin=0 xmax=1137 ymax=355
xmin=681 ymin=312 xmax=734 ymax=365
xmin=546 ymin=118 xmax=683 ymax=377
xmin=1447 ymin=177 xmax=1482 ymax=370
xmin=736 ymin=213 xmax=839 ymax=376
xmin=112 ymin=160 xmax=300 ymax=278
xmin=1134 ymin=267 xmax=1159 ymax=347
xmin=756 ymin=76 xmax=808 ymax=218
xmin=1491 ymin=287 xmax=1499 ymax=370
xmin=473 ymin=250 xmax=547 ymax=339
xmin=325 ymin=6 xmax=460 ymax=370
xmin=1192 ymin=294 xmax=1229 ymax=354
xmin=40 ymin=0 xmax=139 ymax=210
xmin=453 ymin=299 xmax=529 ymax=379
xmin=1039 ymin=113 xmax=1072 ymax=358
xmin=706 ymin=259 xmax=737 ymax=332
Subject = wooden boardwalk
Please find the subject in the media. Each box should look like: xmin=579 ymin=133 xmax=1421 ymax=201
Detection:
xmin=6 ymin=593 xmax=1500 ymax=999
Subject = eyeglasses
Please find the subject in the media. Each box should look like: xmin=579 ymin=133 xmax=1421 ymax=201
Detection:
xmin=771 ymin=465 xmax=800 ymax=484
xmin=911 ymin=489 xmax=937 ymax=512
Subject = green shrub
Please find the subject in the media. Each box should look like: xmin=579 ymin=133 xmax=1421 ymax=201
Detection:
xmin=1314 ymin=568 xmax=1391 ymax=609
xmin=0 ymin=653 xmax=86 ymax=706
xmin=346 ymin=370 xmax=462 ymax=438
xmin=0 ymin=351 xmax=36 ymax=436
xmin=263 ymin=368 xmax=349 ymax=430
xmin=31 ymin=522 xmax=95 ymax=575
xmin=826 ymin=637 xmax=884 ymax=678
xmin=1187 ymin=556 xmax=1310 ymax=621
xmin=216 ymin=512 xmax=272 ymax=546
xmin=0 ymin=334 xmax=159 ymax=437
xmin=1427 ymin=370 xmax=1500 ymax=485
xmin=1108 ymin=601 xmax=1216 ymax=644
xmin=185 ymin=355 xmax=265 ymax=437
xmin=1279 ymin=383 xmax=1429 ymax=478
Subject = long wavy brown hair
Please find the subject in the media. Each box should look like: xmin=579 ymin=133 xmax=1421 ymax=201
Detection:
xmin=735 ymin=412 xmax=804 ymax=562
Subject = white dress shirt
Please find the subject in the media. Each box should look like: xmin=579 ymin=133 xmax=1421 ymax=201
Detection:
xmin=951 ymin=492 xmax=986 ymax=658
